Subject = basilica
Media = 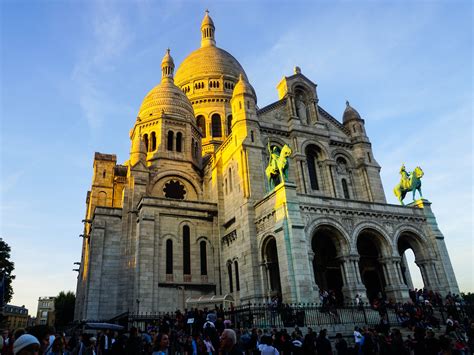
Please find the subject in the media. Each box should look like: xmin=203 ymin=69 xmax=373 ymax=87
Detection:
xmin=74 ymin=11 xmax=459 ymax=321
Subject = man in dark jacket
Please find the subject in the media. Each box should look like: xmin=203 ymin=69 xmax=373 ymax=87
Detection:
xmin=124 ymin=327 xmax=142 ymax=355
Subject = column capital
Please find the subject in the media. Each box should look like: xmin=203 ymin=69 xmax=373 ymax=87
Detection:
xmin=378 ymin=256 xmax=400 ymax=264
xmin=415 ymin=257 xmax=435 ymax=267
xmin=345 ymin=254 xmax=360 ymax=262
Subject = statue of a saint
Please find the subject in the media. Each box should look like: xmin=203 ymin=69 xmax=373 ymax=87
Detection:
xmin=296 ymin=95 xmax=308 ymax=123
xmin=268 ymin=142 xmax=280 ymax=173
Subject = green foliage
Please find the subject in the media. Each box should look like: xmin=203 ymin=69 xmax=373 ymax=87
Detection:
xmin=54 ymin=291 xmax=75 ymax=327
xmin=0 ymin=238 xmax=16 ymax=304
xmin=461 ymin=292 xmax=474 ymax=304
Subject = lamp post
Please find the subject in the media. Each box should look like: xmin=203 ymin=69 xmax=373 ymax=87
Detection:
xmin=136 ymin=298 xmax=140 ymax=314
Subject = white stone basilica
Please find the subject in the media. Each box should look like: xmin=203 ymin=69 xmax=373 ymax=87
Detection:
xmin=74 ymin=11 xmax=459 ymax=321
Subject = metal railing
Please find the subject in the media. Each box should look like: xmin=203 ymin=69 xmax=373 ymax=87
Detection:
xmin=95 ymin=302 xmax=474 ymax=332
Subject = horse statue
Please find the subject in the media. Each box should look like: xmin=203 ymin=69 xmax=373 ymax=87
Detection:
xmin=265 ymin=143 xmax=292 ymax=190
xmin=393 ymin=164 xmax=424 ymax=205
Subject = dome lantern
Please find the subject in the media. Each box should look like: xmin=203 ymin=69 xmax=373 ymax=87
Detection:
xmin=161 ymin=48 xmax=175 ymax=82
xmin=201 ymin=10 xmax=216 ymax=47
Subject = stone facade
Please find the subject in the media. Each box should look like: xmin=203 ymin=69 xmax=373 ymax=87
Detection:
xmin=74 ymin=12 xmax=459 ymax=321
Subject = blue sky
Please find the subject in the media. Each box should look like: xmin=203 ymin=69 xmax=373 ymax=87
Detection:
xmin=1 ymin=0 xmax=472 ymax=314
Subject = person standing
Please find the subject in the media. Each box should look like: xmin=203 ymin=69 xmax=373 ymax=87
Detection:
xmin=219 ymin=329 xmax=241 ymax=355
xmin=152 ymin=333 xmax=169 ymax=355
xmin=316 ymin=329 xmax=332 ymax=355
xmin=334 ymin=333 xmax=348 ymax=355
xmin=98 ymin=330 xmax=110 ymax=355
xmin=353 ymin=327 xmax=363 ymax=354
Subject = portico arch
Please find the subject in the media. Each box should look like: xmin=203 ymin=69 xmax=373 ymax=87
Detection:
xmin=356 ymin=228 xmax=391 ymax=302
xmin=311 ymin=225 xmax=348 ymax=303
xmin=397 ymin=230 xmax=431 ymax=290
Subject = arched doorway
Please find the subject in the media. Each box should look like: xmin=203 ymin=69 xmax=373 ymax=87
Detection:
xmin=357 ymin=229 xmax=387 ymax=302
xmin=398 ymin=232 xmax=426 ymax=290
xmin=262 ymin=237 xmax=282 ymax=299
xmin=312 ymin=226 xmax=346 ymax=303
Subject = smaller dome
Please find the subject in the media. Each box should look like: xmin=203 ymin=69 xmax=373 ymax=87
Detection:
xmin=343 ymin=101 xmax=362 ymax=123
xmin=137 ymin=50 xmax=194 ymax=121
xmin=232 ymin=74 xmax=255 ymax=98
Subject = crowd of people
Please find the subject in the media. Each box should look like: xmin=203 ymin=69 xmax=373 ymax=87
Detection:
xmin=1 ymin=289 xmax=473 ymax=355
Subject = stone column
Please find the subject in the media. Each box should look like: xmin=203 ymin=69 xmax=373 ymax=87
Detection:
xmin=327 ymin=162 xmax=338 ymax=198
xmin=380 ymin=257 xmax=409 ymax=302
xmin=260 ymin=262 xmax=270 ymax=301
xmin=339 ymin=254 xmax=367 ymax=303
xmin=415 ymin=258 xmax=436 ymax=289
xmin=308 ymin=251 xmax=318 ymax=291
xmin=294 ymin=155 xmax=308 ymax=194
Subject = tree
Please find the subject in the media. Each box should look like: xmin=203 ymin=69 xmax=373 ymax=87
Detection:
xmin=54 ymin=291 xmax=75 ymax=327
xmin=0 ymin=238 xmax=15 ymax=305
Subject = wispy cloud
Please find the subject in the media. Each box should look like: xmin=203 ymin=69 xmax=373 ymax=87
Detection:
xmin=71 ymin=1 xmax=134 ymax=133
xmin=0 ymin=170 xmax=26 ymax=194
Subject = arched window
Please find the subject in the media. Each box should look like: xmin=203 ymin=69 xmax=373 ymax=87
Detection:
xmin=228 ymin=168 xmax=233 ymax=192
xmin=212 ymin=114 xmax=222 ymax=137
xmin=176 ymin=132 xmax=183 ymax=152
xmin=183 ymin=226 xmax=191 ymax=275
xmin=191 ymin=138 xmax=195 ymax=158
xmin=143 ymin=134 xmax=149 ymax=152
xmin=234 ymin=260 xmax=240 ymax=291
xmin=227 ymin=115 xmax=232 ymax=135
xmin=150 ymin=132 xmax=157 ymax=151
xmin=194 ymin=141 xmax=198 ymax=158
xmin=197 ymin=115 xmax=206 ymax=137
xmin=227 ymin=262 xmax=233 ymax=293
xmin=342 ymin=179 xmax=350 ymax=199
xmin=306 ymin=145 xmax=321 ymax=190
xmin=200 ymin=241 xmax=207 ymax=276
xmin=166 ymin=240 xmax=173 ymax=274
xmin=167 ymin=131 xmax=174 ymax=151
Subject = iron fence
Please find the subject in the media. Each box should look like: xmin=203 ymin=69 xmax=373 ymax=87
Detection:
xmin=102 ymin=303 xmax=474 ymax=332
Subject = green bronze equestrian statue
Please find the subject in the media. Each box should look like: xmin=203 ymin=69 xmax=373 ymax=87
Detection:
xmin=393 ymin=164 xmax=424 ymax=205
xmin=265 ymin=142 xmax=292 ymax=190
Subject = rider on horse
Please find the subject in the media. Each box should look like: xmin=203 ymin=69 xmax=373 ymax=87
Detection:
xmin=399 ymin=164 xmax=411 ymax=190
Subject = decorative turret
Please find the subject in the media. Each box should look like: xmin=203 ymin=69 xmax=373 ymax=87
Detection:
xmin=232 ymin=74 xmax=255 ymax=98
xmin=130 ymin=132 xmax=147 ymax=166
xmin=230 ymin=74 xmax=260 ymax=144
xmin=342 ymin=101 xmax=367 ymax=139
xmin=201 ymin=10 xmax=216 ymax=47
xmin=343 ymin=101 xmax=362 ymax=123
xmin=161 ymin=48 xmax=175 ymax=82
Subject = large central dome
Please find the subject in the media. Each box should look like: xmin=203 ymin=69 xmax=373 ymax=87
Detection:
xmin=175 ymin=45 xmax=247 ymax=86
